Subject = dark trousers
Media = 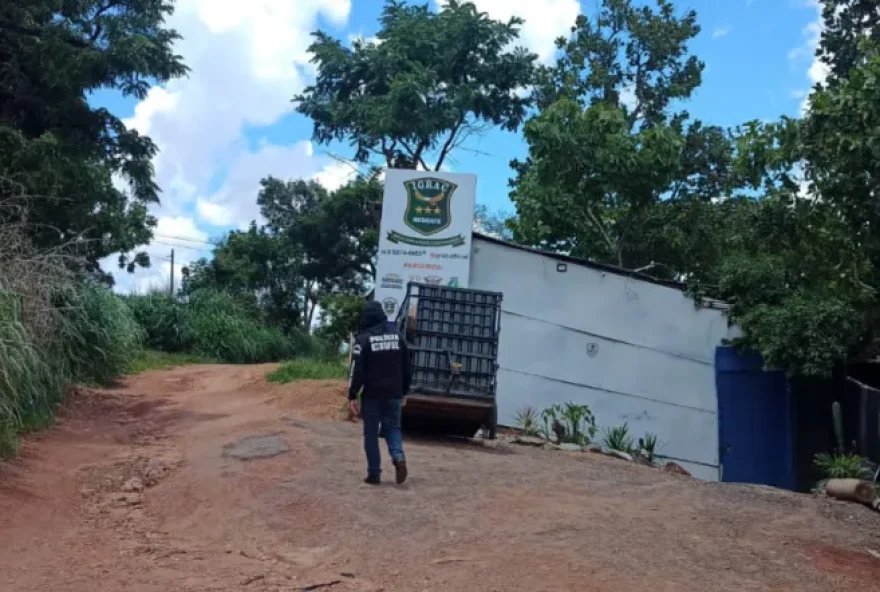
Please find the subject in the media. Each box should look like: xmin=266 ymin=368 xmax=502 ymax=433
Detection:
xmin=361 ymin=397 xmax=405 ymax=478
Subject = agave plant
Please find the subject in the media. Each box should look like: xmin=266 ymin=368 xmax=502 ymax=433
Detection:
xmin=602 ymin=423 xmax=635 ymax=453
xmin=514 ymin=406 xmax=541 ymax=436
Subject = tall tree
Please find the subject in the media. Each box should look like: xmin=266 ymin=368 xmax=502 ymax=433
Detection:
xmin=686 ymin=2 xmax=880 ymax=376
xmin=0 ymin=1 xmax=187 ymax=280
xmin=295 ymin=0 xmax=537 ymax=170
xmin=183 ymin=224 xmax=307 ymax=333
xmin=509 ymin=0 xmax=736 ymax=271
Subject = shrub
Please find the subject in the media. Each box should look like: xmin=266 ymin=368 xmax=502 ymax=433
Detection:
xmin=124 ymin=290 xmax=188 ymax=352
xmin=813 ymin=452 xmax=870 ymax=479
xmin=541 ymin=402 xmax=597 ymax=445
xmin=124 ymin=288 xmax=327 ymax=364
xmin=59 ymin=282 xmax=143 ymax=385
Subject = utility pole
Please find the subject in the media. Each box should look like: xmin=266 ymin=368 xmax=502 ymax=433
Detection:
xmin=169 ymin=249 xmax=175 ymax=297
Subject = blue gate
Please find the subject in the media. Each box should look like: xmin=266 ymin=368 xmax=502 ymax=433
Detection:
xmin=715 ymin=347 xmax=795 ymax=489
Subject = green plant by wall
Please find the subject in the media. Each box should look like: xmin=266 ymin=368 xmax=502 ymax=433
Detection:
xmin=541 ymin=403 xmax=597 ymax=445
xmin=639 ymin=432 xmax=660 ymax=462
xmin=514 ymin=406 xmax=541 ymax=436
xmin=602 ymin=423 xmax=636 ymax=453
xmin=813 ymin=452 xmax=869 ymax=479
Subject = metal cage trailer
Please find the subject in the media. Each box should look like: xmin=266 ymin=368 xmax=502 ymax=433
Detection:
xmin=395 ymin=282 xmax=503 ymax=439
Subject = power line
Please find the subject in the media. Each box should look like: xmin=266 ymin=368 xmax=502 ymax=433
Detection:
xmin=153 ymin=233 xmax=216 ymax=246
xmin=151 ymin=240 xmax=212 ymax=253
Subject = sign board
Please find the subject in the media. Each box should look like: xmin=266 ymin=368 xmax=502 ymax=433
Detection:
xmin=374 ymin=169 xmax=476 ymax=319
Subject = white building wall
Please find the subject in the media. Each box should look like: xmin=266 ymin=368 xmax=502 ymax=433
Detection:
xmin=469 ymin=237 xmax=736 ymax=481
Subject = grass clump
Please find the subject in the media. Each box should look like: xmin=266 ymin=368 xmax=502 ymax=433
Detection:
xmin=602 ymin=423 xmax=636 ymax=453
xmin=814 ymin=451 xmax=870 ymax=479
xmin=267 ymin=358 xmax=348 ymax=383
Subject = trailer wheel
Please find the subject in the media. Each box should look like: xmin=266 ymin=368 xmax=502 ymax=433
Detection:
xmin=484 ymin=404 xmax=498 ymax=440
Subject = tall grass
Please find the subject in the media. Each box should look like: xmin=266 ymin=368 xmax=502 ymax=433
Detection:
xmin=0 ymin=212 xmax=149 ymax=457
xmin=0 ymin=282 xmax=143 ymax=458
xmin=125 ymin=288 xmax=332 ymax=364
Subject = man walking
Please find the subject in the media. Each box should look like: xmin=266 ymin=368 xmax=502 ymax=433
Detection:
xmin=348 ymin=300 xmax=411 ymax=485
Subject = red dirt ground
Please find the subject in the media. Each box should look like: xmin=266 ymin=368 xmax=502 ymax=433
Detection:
xmin=3 ymin=364 xmax=880 ymax=591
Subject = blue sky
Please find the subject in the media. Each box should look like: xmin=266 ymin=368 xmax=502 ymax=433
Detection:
xmin=95 ymin=0 xmax=825 ymax=292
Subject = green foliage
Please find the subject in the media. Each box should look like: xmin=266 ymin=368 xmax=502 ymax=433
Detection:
xmin=510 ymin=0 xmax=731 ymax=271
xmin=125 ymin=289 xmax=303 ymax=365
xmin=514 ymin=406 xmax=541 ymax=436
xmin=315 ymin=294 xmax=365 ymax=346
xmin=124 ymin=290 xmax=190 ymax=352
xmin=0 ymin=281 xmax=143 ymax=459
xmin=0 ymin=1 xmax=187 ymax=277
xmin=125 ymin=350 xmax=215 ymax=375
xmin=541 ymin=403 xmax=597 ymax=445
xmin=814 ymin=452 xmax=870 ymax=480
xmin=505 ymin=0 xmax=880 ymax=376
xmin=266 ymin=358 xmax=348 ymax=383
xmin=184 ymin=223 xmax=306 ymax=332
xmin=602 ymin=423 xmax=635 ymax=453
xmin=295 ymin=0 xmax=536 ymax=170
xmin=639 ymin=433 xmax=660 ymax=461
xmin=59 ymin=282 xmax=144 ymax=385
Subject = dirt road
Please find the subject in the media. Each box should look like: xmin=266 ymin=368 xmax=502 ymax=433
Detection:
xmin=2 ymin=364 xmax=880 ymax=591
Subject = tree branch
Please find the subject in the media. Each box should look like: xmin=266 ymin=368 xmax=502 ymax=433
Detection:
xmin=435 ymin=114 xmax=467 ymax=171
xmin=585 ymin=203 xmax=619 ymax=265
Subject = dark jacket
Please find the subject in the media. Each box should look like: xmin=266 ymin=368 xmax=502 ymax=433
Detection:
xmin=348 ymin=301 xmax=412 ymax=401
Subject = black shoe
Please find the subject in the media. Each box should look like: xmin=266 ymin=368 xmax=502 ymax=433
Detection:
xmin=364 ymin=475 xmax=380 ymax=485
xmin=393 ymin=459 xmax=408 ymax=485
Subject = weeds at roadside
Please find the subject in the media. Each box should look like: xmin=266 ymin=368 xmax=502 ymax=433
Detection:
xmin=267 ymin=358 xmax=348 ymax=383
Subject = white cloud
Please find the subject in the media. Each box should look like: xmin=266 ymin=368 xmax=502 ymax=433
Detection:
xmin=712 ymin=27 xmax=730 ymax=39
xmin=196 ymin=140 xmax=329 ymax=228
xmin=103 ymin=0 xmax=355 ymax=292
xmin=436 ymin=0 xmax=580 ymax=64
xmin=104 ymin=214 xmax=213 ymax=294
xmin=790 ymin=0 xmax=829 ymax=113
xmin=312 ymin=161 xmax=360 ymax=192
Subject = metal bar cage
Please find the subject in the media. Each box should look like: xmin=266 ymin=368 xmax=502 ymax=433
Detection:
xmin=395 ymin=282 xmax=503 ymax=400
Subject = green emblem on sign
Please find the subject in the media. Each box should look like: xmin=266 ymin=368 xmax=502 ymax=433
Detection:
xmin=386 ymin=177 xmax=467 ymax=248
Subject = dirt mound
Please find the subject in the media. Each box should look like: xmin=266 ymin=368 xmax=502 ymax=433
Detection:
xmin=268 ymin=378 xmax=349 ymax=421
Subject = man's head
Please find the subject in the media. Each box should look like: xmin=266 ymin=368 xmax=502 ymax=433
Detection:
xmin=360 ymin=300 xmax=388 ymax=329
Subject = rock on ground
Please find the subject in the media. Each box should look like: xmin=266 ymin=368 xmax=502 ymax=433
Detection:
xmin=222 ymin=433 xmax=290 ymax=461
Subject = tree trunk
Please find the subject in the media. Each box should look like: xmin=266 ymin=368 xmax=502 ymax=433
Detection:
xmin=826 ymin=478 xmax=876 ymax=505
